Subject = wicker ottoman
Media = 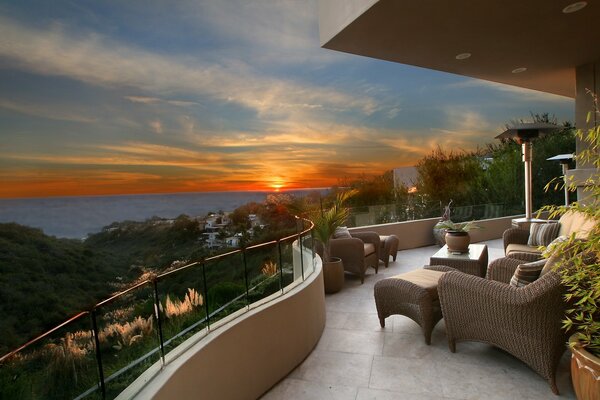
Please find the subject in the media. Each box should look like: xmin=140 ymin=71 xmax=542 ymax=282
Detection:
xmin=379 ymin=234 xmax=400 ymax=268
xmin=374 ymin=266 xmax=452 ymax=344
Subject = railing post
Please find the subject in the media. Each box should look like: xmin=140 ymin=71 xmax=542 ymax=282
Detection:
xmin=310 ymin=229 xmax=316 ymax=271
xmin=277 ymin=240 xmax=284 ymax=293
xmin=242 ymin=249 xmax=250 ymax=307
xmin=298 ymin=231 xmax=305 ymax=281
xmin=152 ymin=280 xmax=166 ymax=365
xmin=201 ymin=262 xmax=211 ymax=331
xmin=90 ymin=309 xmax=106 ymax=399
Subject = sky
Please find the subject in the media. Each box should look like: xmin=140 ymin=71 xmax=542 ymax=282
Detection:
xmin=0 ymin=1 xmax=575 ymax=198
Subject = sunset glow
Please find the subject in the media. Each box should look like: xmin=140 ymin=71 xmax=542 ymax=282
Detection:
xmin=0 ymin=1 xmax=573 ymax=198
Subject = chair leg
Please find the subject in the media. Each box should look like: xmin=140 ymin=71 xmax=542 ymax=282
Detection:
xmin=448 ymin=338 xmax=456 ymax=353
xmin=379 ymin=316 xmax=385 ymax=328
xmin=549 ymin=378 xmax=559 ymax=395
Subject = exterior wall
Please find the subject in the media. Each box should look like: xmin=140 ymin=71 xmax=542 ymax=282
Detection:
xmin=350 ymin=215 xmax=518 ymax=249
xmin=572 ymin=59 xmax=600 ymax=203
xmin=318 ymin=0 xmax=377 ymax=45
xmin=124 ymin=261 xmax=325 ymax=400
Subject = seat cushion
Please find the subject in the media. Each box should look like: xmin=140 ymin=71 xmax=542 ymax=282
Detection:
xmin=510 ymin=259 xmax=546 ymax=287
xmin=559 ymin=211 xmax=596 ymax=239
xmin=506 ymin=243 xmax=542 ymax=256
xmin=364 ymin=243 xmax=376 ymax=256
xmin=527 ymin=222 xmax=560 ymax=246
xmin=391 ymin=269 xmax=445 ymax=299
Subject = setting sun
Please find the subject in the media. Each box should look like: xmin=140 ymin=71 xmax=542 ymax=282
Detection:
xmin=270 ymin=178 xmax=285 ymax=192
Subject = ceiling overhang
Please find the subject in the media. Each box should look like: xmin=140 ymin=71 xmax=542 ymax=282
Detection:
xmin=319 ymin=0 xmax=600 ymax=98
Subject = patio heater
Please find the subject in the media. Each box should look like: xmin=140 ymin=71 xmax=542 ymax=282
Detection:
xmin=546 ymin=153 xmax=574 ymax=206
xmin=495 ymin=122 xmax=558 ymax=224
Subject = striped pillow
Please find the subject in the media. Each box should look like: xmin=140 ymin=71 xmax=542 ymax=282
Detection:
xmin=510 ymin=259 xmax=546 ymax=287
xmin=527 ymin=222 xmax=560 ymax=247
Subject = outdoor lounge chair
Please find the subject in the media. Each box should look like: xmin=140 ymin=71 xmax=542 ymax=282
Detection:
xmin=330 ymin=231 xmax=379 ymax=283
xmin=437 ymin=256 xmax=567 ymax=394
xmin=503 ymin=210 xmax=595 ymax=260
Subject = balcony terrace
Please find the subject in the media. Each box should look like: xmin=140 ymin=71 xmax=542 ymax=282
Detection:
xmin=263 ymin=238 xmax=575 ymax=400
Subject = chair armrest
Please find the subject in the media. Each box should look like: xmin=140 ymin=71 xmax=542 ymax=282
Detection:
xmin=439 ymin=270 xmax=562 ymax=309
xmin=503 ymin=228 xmax=530 ymax=251
xmin=506 ymin=252 xmax=542 ymax=262
xmin=486 ymin=257 xmax=522 ymax=283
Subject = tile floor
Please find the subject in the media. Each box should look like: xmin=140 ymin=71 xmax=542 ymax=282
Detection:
xmin=262 ymin=239 xmax=575 ymax=400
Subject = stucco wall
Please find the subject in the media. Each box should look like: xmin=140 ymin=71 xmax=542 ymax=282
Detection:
xmin=124 ymin=261 xmax=325 ymax=400
xmin=350 ymin=215 xmax=520 ymax=249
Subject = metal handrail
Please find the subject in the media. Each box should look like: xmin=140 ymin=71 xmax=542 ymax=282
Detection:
xmin=0 ymin=217 xmax=315 ymax=400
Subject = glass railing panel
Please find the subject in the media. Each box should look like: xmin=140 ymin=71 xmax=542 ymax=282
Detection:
xmin=93 ymin=282 xmax=160 ymax=399
xmin=347 ymin=201 xmax=526 ymax=227
xmin=245 ymin=242 xmax=281 ymax=305
xmin=0 ymin=218 xmax=315 ymax=399
xmin=0 ymin=313 xmax=101 ymax=400
xmin=300 ymin=233 xmax=315 ymax=278
xmin=279 ymin=236 xmax=296 ymax=288
xmin=155 ymin=263 xmax=208 ymax=356
xmin=204 ymin=251 xmax=246 ymax=324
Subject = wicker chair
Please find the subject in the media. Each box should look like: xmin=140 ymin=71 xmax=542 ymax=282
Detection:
xmin=503 ymin=210 xmax=595 ymax=259
xmin=438 ymin=257 xmax=567 ymax=395
xmin=330 ymin=231 xmax=379 ymax=283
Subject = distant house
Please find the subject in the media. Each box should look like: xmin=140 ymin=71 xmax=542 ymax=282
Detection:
xmin=225 ymin=232 xmax=243 ymax=248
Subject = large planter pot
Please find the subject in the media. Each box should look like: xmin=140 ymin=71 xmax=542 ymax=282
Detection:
xmin=433 ymin=221 xmax=447 ymax=246
xmin=570 ymin=335 xmax=600 ymax=400
xmin=323 ymin=257 xmax=344 ymax=294
xmin=445 ymin=230 xmax=470 ymax=253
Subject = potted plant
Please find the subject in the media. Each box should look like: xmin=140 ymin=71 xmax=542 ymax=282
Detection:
xmin=289 ymin=189 xmax=357 ymax=293
xmin=540 ymin=92 xmax=600 ymax=400
xmin=433 ymin=200 xmax=453 ymax=246
xmin=435 ymin=219 xmax=481 ymax=253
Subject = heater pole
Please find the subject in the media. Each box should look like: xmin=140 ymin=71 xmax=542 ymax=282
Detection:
xmin=522 ymin=141 xmax=533 ymax=220
xmin=562 ymin=162 xmax=570 ymax=206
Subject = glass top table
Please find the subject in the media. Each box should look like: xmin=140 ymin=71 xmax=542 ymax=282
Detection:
xmin=429 ymin=244 xmax=489 ymax=277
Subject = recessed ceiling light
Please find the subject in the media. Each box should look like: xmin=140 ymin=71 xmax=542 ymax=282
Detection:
xmin=562 ymin=1 xmax=587 ymax=13
xmin=455 ymin=53 xmax=471 ymax=60
xmin=512 ymin=67 xmax=527 ymax=74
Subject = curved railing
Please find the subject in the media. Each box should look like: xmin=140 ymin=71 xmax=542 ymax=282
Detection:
xmin=0 ymin=218 xmax=316 ymax=400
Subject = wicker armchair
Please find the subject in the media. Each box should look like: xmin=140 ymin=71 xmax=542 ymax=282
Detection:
xmin=438 ymin=260 xmax=567 ymax=395
xmin=330 ymin=231 xmax=379 ymax=283
xmin=503 ymin=210 xmax=595 ymax=258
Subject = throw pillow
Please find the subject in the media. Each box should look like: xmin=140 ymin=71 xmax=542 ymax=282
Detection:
xmin=333 ymin=226 xmax=352 ymax=239
xmin=542 ymin=235 xmax=569 ymax=258
xmin=509 ymin=259 xmax=546 ymax=288
xmin=527 ymin=222 xmax=561 ymax=247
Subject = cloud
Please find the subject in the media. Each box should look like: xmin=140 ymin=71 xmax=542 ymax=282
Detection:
xmin=184 ymin=0 xmax=338 ymax=65
xmin=446 ymin=79 xmax=573 ymax=104
xmin=124 ymin=96 xmax=200 ymax=107
xmin=149 ymin=120 xmax=163 ymax=134
xmin=0 ymin=98 xmax=97 ymax=123
xmin=0 ymin=16 xmax=378 ymax=118
xmin=124 ymin=96 xmax=160 ymax=104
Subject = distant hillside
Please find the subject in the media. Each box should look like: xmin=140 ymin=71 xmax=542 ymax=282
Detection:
xmin=0 ymin=216 xmax=209 ymax=356
xmin=0 ymin=223 xmax=129 ymax=354
xmin=85 ymin=214 xmax=208 ymax=271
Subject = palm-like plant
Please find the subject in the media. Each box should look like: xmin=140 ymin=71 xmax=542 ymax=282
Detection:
xmin=288 ymin=189 xmax=357 ymax=262
xmin=540 ymin=90 xmax=600 ymax=357
xmin=312 ymin=190 xmax=357 ymax=262
xmin=435 ymin=220 xmax=480 ymax=233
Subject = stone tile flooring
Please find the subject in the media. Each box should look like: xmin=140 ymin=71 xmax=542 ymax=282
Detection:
xmin=262 ymin=239 xmax=575 ymax=400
